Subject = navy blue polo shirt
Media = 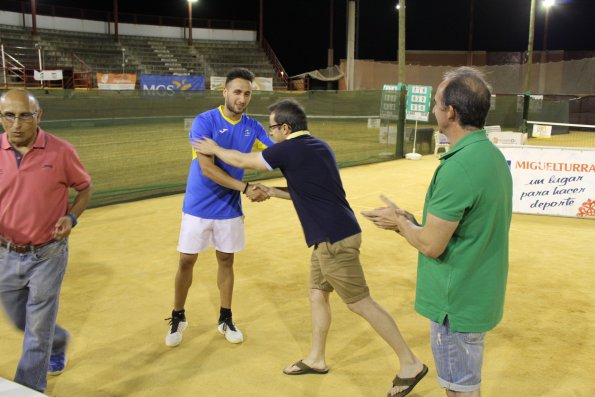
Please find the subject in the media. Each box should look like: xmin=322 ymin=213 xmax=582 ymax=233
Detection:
xmin=261 ymin=131 xmax=361 ymax=247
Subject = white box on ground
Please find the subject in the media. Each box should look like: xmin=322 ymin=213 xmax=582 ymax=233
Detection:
xmin=487 ymin=131 xmax=527 ymax=145
xmin=184 ymin=118 xmax=194 ymax=131
xmin=379 ymin=126 xmax=397 ymax=144
xmin=368 ymin=118 xmax=381 ymax=129
xmin=532 ymin=124 xmax=552 ymax=138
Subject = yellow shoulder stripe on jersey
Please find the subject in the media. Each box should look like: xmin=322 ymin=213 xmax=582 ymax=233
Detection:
xmin=218 ymin=105 xmax=242 ymax=125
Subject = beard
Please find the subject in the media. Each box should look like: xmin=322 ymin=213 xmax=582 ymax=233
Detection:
xmin=225 ymin=101 xmax=245 ymax=116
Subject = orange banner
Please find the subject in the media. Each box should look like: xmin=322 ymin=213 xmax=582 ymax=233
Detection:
xmin=96 ymin=73 xmax=137 ymax=90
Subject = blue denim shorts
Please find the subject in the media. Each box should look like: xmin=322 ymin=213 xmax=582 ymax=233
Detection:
xmin=430 ymin=318 xmax=485 ymax=392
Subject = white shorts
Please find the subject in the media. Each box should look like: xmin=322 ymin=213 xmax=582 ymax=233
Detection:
xmin=177 ymin=213 xmax=245 ymax=254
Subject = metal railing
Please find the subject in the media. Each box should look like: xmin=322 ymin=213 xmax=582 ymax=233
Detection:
xmin=262 ymin=39 xmax=288 ymax=88
xmin=71 ymin=53 xmax=93 ymax=89
xmin=1 ymin=44 xmax=27 ymax=87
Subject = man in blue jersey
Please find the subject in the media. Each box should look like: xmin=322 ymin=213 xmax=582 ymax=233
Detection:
xmin=193 ymin=99 xmax=427 ymax=397
xmin=165 ymin=68 xmax=274 ymax=347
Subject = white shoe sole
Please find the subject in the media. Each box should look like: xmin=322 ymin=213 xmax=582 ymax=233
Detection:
xmin=217 ymin=322 xmax=244 ymax=344
xmin=165 ymin=321 xmax=188 ymax=347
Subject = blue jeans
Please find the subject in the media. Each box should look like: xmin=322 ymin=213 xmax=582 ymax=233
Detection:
xmin=0 ymin=240 xmax=69 ymax=392
xmin=430 ymin=317 xmax=485 ymax=393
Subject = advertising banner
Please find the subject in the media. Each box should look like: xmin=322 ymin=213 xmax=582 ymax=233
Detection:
xmin=97 ymin=73 xmax=136 ymax=90
xmin=34 ymin=70 xmax=63 ymax=81
xmin=140 ymin=74 xmax=205 ymax=91
xmin=498 ymin=146 xmax=595 ymax=218
xmin=253 ymin=77 xmax=273 ymax=91
xmin=487 ymin=131 xmax=528 ymax=145
xmin=210 ymin=76 xmax=272 ymax=91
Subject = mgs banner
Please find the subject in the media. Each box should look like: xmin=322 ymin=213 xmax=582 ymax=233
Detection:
xmin=498 ymin=146 xmax=595 ymax=218
xmin=140 ymin=75 xmax=205 ymax=91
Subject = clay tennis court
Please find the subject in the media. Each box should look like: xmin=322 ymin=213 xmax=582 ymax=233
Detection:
xmin=1 ymin=155 xmax=592 ymax=397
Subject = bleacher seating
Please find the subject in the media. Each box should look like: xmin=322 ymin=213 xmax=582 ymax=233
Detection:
xmin=0 ymin=24 xmax=285 ymax=89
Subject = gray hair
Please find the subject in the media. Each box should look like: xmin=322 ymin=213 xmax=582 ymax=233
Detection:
xmin=439 ymin=67 xmax=492 ymax=129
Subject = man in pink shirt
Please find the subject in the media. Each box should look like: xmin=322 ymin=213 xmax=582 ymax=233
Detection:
xmin=0 ymin=89 xmax=91 ymax=393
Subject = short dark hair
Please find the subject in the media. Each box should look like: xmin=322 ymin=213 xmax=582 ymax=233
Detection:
xmin=440 ymin=67 xmax=492 ymax=129
xmin=225 ymin=68 xmax=255 ymax=86
xmin=268 ymin=99 xmax=308 ymax=132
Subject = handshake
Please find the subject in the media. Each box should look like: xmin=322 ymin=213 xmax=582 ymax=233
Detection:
xmin=244 ymin=183 xmax=274 ymax=202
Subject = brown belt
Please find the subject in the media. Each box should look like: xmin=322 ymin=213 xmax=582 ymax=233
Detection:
xmin=0 ymin=238 xmax=56 ymax=254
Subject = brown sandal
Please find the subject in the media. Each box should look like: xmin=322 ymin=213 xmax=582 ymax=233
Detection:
xmin=283 ymin=360 xmax=329 ymax=375
xmin=388 ymin=364 xmax=428 ymax=397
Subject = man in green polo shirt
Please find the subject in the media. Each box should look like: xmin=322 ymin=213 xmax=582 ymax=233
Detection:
xmin=363 ymin=66 xmax=512 ymax=397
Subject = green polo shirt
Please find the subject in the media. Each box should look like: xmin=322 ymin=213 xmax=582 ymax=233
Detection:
xmin=415 ymin=129 xmax=513 ymax=333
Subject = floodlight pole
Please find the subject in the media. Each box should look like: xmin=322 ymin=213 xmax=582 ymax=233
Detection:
xmin=397 ymin=1 xmax=405 ymax=84
xmin=346 ymin=0 xmax=355 ymax=91
xmin=113 ymin=0 xmax=119 ymax=43
xmin=524 ymin=0 xmax=536 ymax=94
xmin=538 ymin=1 xmax=554 ymax=95
xmin=328 ymin=0 xmax=334 ymax=67
xmin=396 ymin=0 xmax=406 ymax=158
xmin=259 ymin=0 xmax=263 ymax=48
xmin=467 ymin=0 xmax=475 ymax=65
xmin=522 ymin=0 xmax=537 ymax=134
xmin=327 ymin=0 xmax=334 ymax=90
xmin=31 ymin=0 xmax=37 ymax=35
xmin=542 ymin=1 xmax=553 ymax=64
xmin=187 ymin=0 xmax=198 ymax=46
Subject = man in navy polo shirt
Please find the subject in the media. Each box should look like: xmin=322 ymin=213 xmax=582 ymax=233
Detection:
xmin=193 ymin=99 xmax=428 ymax=397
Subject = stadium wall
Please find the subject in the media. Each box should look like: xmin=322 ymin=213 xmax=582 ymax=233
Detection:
xmin=339 ymin=58 xmax=595 ymax=95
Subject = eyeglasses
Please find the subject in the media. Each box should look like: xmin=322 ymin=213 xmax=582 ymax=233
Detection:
xmin=0 ymin=112 xmax=38 ymax=123
xmin=268 ymin=123 xmax=284 ymax=131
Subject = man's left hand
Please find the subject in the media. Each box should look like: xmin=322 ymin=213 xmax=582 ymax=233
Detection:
xmin=53 ymin=217 xmax=73 ymax=240
xmin=192 ymin=137 xmax=219 ymax=155
xmin=361 ymin=206 xmax=402 ymax=232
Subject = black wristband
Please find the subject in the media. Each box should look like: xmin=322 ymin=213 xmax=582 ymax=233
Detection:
xmin=242 ymin=182 xmax=250 ymax=194
xmin=66 ymin=213 xmax=78 ymax=228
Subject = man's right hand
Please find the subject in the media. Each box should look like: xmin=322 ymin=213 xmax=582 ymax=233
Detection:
xmin=380 ymin=194 xmax=419 ymax=226
xmin=246 ymin=183 xmax=271 ymax=202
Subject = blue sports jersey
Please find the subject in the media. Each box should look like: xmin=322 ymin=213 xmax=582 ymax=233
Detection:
xmin=183 ymin=106 xmax=274 ymax=219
